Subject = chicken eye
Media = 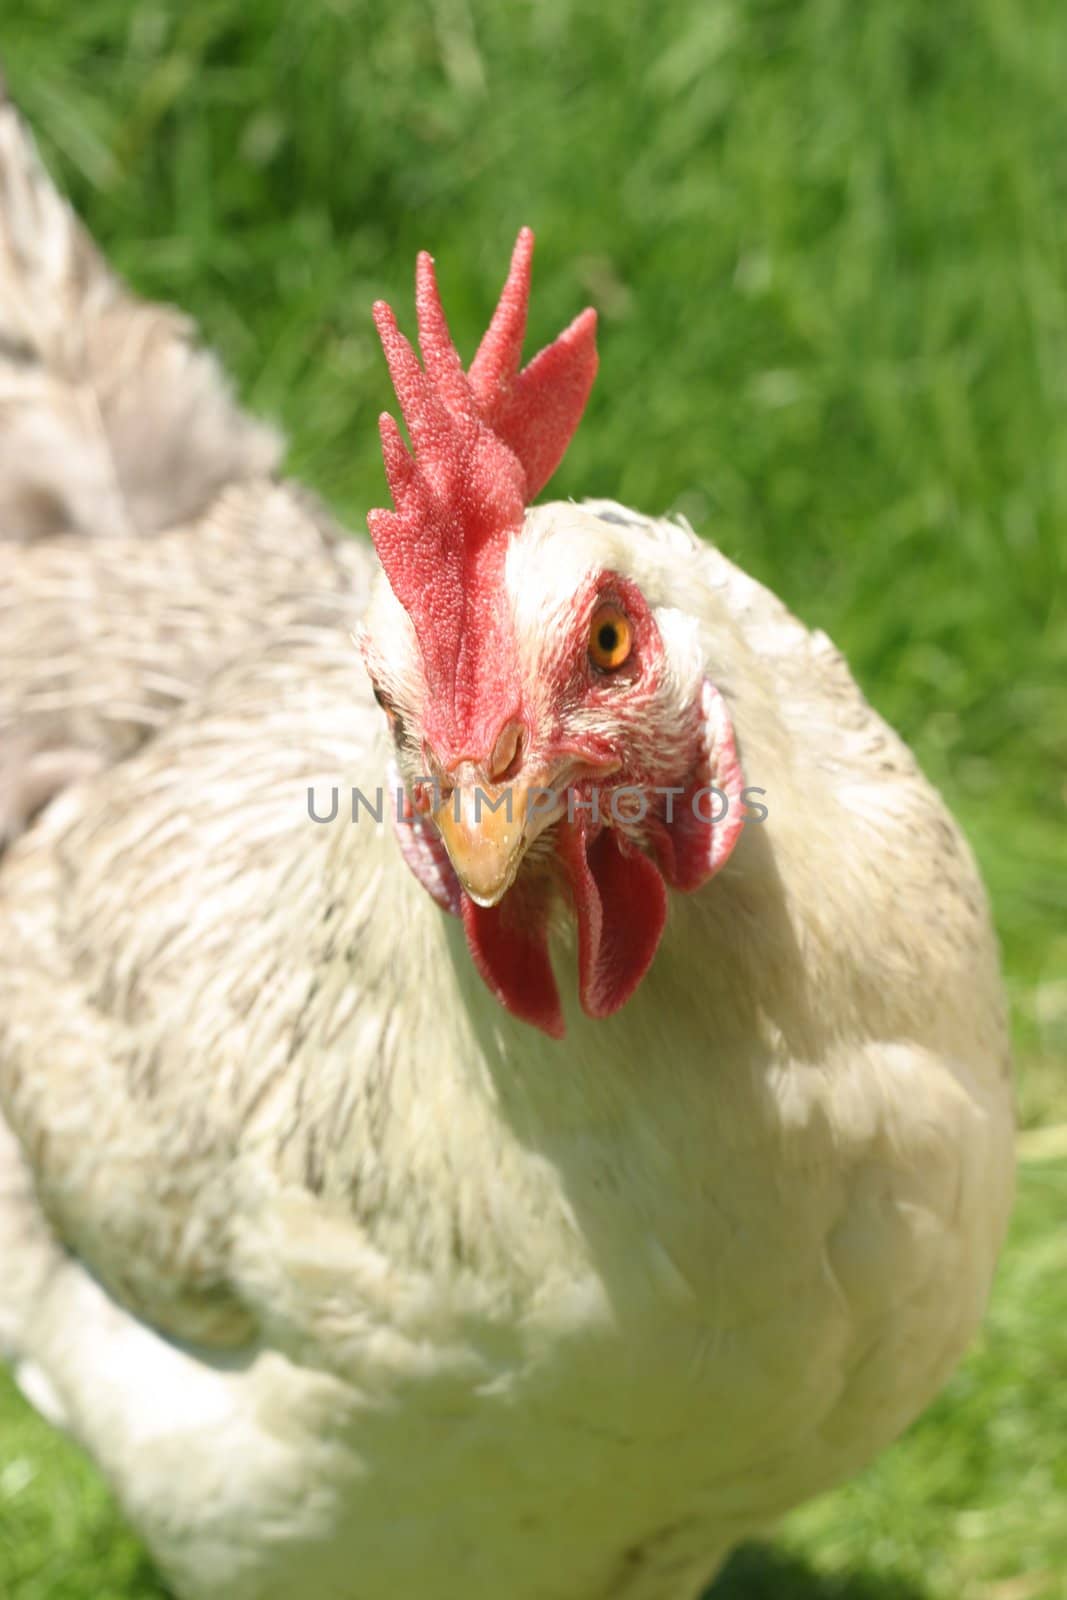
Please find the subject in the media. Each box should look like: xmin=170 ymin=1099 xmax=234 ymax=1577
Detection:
xmin=588 ymin=604 xmax=633 ymax=672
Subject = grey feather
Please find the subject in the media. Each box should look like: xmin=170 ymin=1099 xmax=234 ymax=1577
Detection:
xmin=0 ymin=96 xmax=282 ymax=545
xmin=0 ymin=93 xmax=369 ymax=843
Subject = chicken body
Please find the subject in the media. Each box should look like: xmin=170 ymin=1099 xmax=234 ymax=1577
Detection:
xmin=0 ymin=94 xmax=1014 ymax=1600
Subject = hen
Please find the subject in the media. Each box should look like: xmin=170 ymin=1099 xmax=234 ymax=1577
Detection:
xmin=0 ymin=92 xmax=1014 ymax=1600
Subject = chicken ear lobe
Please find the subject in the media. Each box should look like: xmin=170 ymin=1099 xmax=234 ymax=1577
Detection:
xmin=650 ymin=679 xmax=747 ymax=893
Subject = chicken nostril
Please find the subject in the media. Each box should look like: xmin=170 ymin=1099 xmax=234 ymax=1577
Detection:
xmin=488 ymin=722 xmax=525 ymax=784
xmin=414 ymin=771 xmax=453 ymax=815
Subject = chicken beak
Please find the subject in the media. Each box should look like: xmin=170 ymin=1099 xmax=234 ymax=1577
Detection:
xmin=432 ymin=776 xmax=532 ymax=907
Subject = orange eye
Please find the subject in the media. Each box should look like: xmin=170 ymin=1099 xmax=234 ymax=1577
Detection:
xmin=588 ymin=603 xmax=633 ymax=672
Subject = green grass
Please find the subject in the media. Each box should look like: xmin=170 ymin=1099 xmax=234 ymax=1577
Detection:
xmin=0 ymin=0 xmax=1065 ymax=1594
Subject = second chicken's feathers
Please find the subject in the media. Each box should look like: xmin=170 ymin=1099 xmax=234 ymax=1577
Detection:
xmin=0 ymin=93 xmax=357 ymax=844
xmin=0 ymin=99 xmax=280 ymax=545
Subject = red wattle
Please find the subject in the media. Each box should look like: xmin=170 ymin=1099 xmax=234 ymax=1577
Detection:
xmin=395 ymin=678 xmax=745 ymax=1037
xmin=555 ymin=818 xmax=668 ymax=1021
xmin=461 ymin=888 xmax=565 ymax=1039
xmin=459 ymin=821 xmax=669 ymax=1037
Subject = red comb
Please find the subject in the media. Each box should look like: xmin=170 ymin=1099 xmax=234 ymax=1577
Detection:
xmin=368 ymin=228 xmax=598 ymax=766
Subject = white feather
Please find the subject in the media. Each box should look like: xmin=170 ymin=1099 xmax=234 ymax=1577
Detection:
xmin=0 ymin=93 xmax=1013 ymax=1600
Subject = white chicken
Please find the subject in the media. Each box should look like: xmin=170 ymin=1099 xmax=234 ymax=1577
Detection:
xmin=0 ymin=91 xmax=1014 ymax=1600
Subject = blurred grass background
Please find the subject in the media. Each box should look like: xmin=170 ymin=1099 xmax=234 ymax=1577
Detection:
xmin=0 ymin=0 xmax=1064 ymax=1596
